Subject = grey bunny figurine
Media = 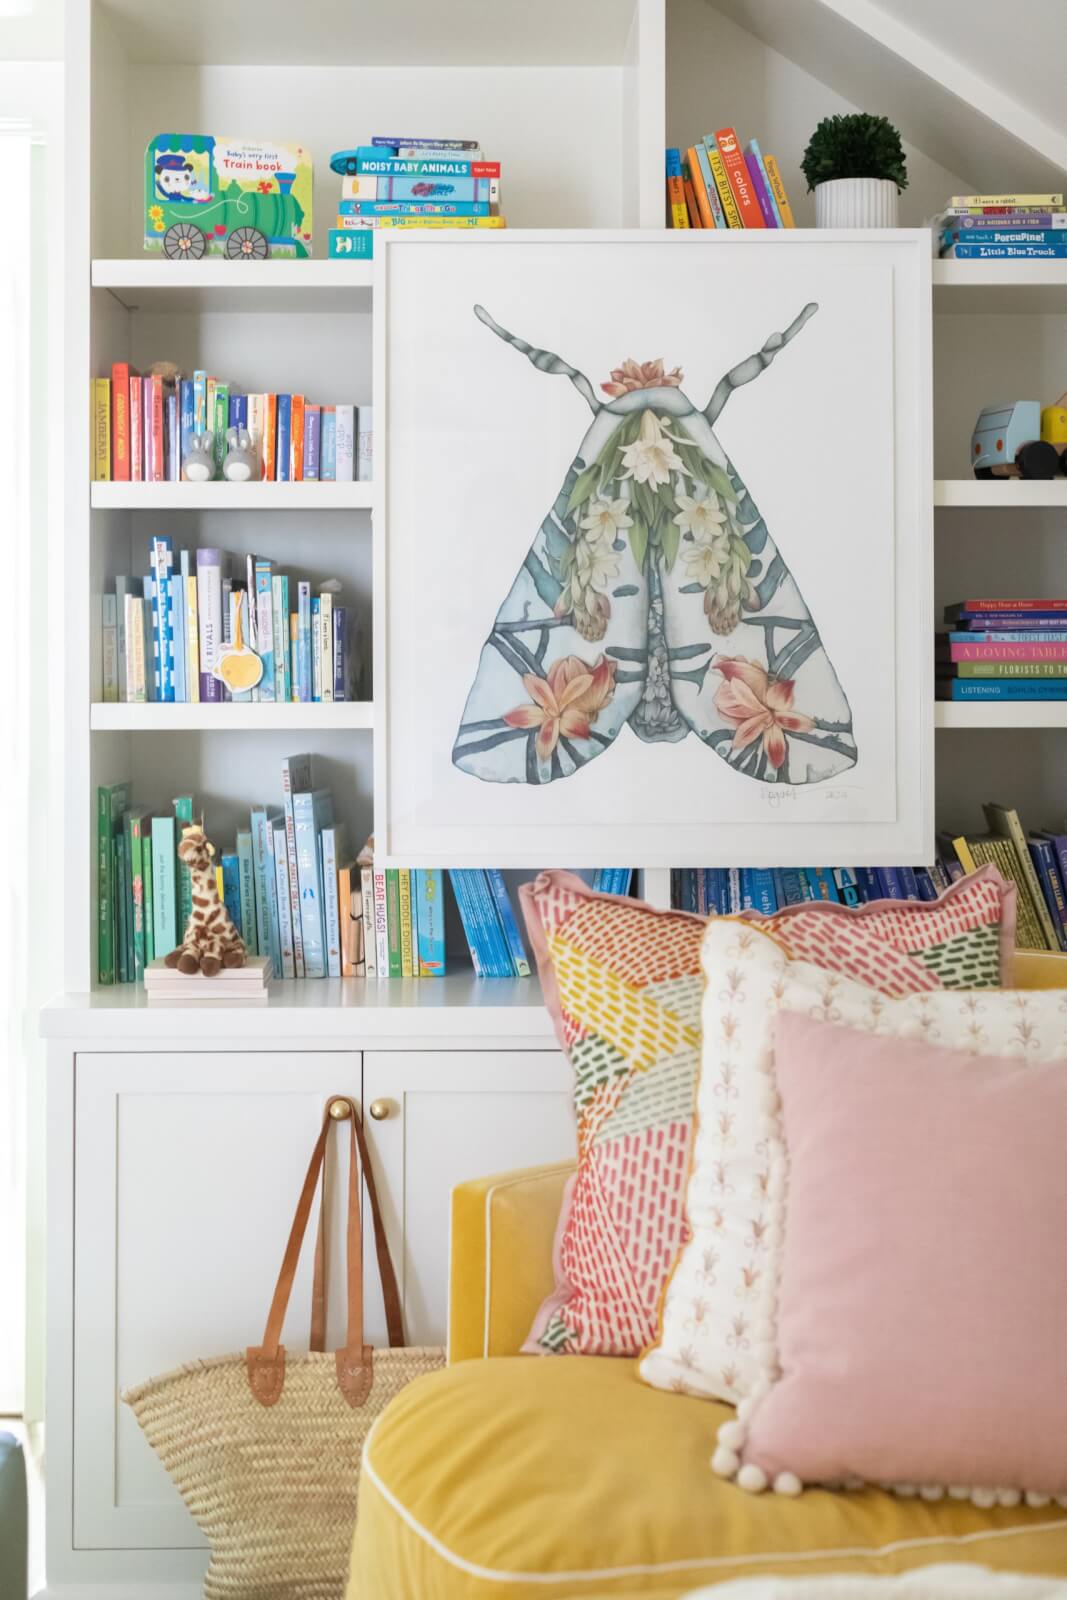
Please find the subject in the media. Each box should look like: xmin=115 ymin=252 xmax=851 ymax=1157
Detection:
xmin=182 ymin=431 xmax=216 ymax=482
xmin=223 ymin=427 xmax=259 ymax=483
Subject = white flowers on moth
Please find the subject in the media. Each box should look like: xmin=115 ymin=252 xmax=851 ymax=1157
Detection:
xmin=573 ymin=536 xmax=621 ymax=593
xmin=673 ymin=483 xmax=728 ymax=544
xmin=579 ymin=495 xmax=633 ymax=545
xmin=619 ymin=409 xmax=686 ymax=488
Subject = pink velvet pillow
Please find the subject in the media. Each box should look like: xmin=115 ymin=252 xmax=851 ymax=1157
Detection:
xmin=722 ymin=1013 xmax=1067 ymax=1505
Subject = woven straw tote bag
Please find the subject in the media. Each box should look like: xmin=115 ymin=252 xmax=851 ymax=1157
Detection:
xmin=124 ymin=1096 xmax=444 ymax=1600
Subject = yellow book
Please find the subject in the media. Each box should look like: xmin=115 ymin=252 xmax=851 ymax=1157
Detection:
xmin=92 ymin=377 xmax=111 ymax=480
xmin=950 ymin=192 xmax=1063 ymax=208
xmin=215 ymin=865 xmax=224 ymax=901
xmin=398 ymin=867 xmax=415 ymax=978
xmin=952 ymin=835 xmax=978 ymax=874
xmin=185 ymin=575 xmax=200 ymax=702
xmin=763 ymin=155 xmax=796 ymax=227
xmin=707 ymin=145 xmax=742 ymax=228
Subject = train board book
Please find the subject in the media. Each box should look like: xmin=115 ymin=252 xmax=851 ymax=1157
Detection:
xmin=145 ymin=134 xmax=313 ymax=259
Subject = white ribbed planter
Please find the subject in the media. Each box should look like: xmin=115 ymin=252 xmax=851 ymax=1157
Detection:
xmin=814 ymin=177 xmax=899 ymax=228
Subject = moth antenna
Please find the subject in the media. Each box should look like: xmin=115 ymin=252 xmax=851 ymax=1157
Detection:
xmin=473 ymin=305 xmax=601 ymax=414
xmin=704 ymin=302 xmax=819 ymax=424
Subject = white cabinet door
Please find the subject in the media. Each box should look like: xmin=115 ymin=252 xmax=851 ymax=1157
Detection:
xmin=361 ymin=1050 xmax=574 ymax=1347
xmin=73 ymin=1052 xmax=360 ymax=1553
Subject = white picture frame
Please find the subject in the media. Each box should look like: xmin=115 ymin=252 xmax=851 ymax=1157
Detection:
xmin=374 ymin=230 xmax=932 ymax=868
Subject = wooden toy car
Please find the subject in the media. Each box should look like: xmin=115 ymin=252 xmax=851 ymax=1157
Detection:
xmin=145 ymin=134 xmax=313 ymax=260
xmin=972 ymin=401 xmax=1061 ymax=478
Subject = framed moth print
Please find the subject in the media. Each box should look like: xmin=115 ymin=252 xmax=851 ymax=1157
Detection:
xmin=374 ymin=230 xmax=932 ymax=868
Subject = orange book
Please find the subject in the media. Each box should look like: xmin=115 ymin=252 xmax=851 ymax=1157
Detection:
xmin=290 ymin=395 xmax=305 ymax=482
xmin=715 ymin=128 xmax=765 ymax=228
xmin=111 ymin=362 xmax=130 ymax=481
xmin=264 ymin=394 xmax=277 ymax=481
xmin=763 ymin=154 xmax=796 ymax=227
xmin=686 ymin=146 xmax=715 ymax=229
xmin=682 ymin=167 xmax=702 ymax=229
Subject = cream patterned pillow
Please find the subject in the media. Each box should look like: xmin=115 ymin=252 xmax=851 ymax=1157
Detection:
xmin=639 ymin=918 xmax=1067 ymax=1406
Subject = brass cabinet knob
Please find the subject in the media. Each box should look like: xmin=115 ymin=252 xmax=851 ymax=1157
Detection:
xmin=368 ymin=1099 xmax=392 ymax=1121
xmin=328 ymin=1098 xmax=352 ymax=1120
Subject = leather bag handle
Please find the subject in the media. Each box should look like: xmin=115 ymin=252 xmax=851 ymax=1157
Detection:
xmin=247 ymin=1097 xmax=404 ymax=1407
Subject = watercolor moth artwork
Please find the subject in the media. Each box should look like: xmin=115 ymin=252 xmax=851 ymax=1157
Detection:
xmin=452 ymin=303 xmax=857 ymax=789
xmin=377 ymin=234 xmax=931 ymax=868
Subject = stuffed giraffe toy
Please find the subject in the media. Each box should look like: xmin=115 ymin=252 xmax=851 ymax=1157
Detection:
xmin=165 ymin=824 xmax=247 ymax=976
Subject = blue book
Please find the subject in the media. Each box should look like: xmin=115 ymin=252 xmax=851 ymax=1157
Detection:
xmin=319 ymin=823 xmax=347 ymax=977
xmin=948 ymin=630 xmax=1067 ymax=642
xmin=854 ymin=867 xmax=882 ymax=901
xmin=276 ymin=395 xmax=292 ymax=482
xmin=695 ymin=139 xmax=727 ymax=228
xmin=221 ymin=851 xmax=242 ymax=937
xmin=228 ymin=394 xmax=248 ymax=428
xmin=487 ymin=870 xmax=531 ymax=977
xmin=805 ymin=868 xmax=840 ymax=903
xmin=254 ymin=560 xmax=275 ymax=703
xmin=739 ymin=870 xmax=756 ymax=912
xmin=748 ymin=868 xmax=778 ymax=914
xmin=232 ymin=829 xmax=255 ymax=953
xmin=338 ymin=197 xmax=492 ymax=217
xmin=149 ymin=539 xmax=175 ymax=701
xmin=293 ymin=789 xmax=334 ymax=978
xmin=449 ymin=871 xmax=489 ymax=977
xmin=297 ymin=582 xmax=311 ymax=702
xmin=941 ymin=680 xmax=1067 ymax=699
xmin=170 ymin=573 xmax=187 ymax=703
xmin=832 ymin=867 xmax=862 ymax=907
xmin=332 ymin=606 xmax=348 ymax=700
xmin=354 ymin=154 xmax=490 ymax=176
xmin=150 ymin=814 xmax=177 ymax=960
xmin=777 ymin=867 xmax=807 ymax=906
xmin=413 ymin=869 xmax=446 ymax=976
xmin=249 ymin=806 xmax=282 ymax=966
xmin=310 ymin=596 xmax=321 ymax=701
xmin=450 ymin=869 xmax=506 ymax=976
xmin=726 ymin=868 xmax=742 ymax=912
xmin=913 ymin=867 xmax=940 ymax=902
xmin=469 ymin=870 xmax=512 ymax=976
xmin=179 ymin=378 xmax=195 ymax=466
xmin=1028 ymin=837 xmax=1067 ymax=951
xmin=346 ymin=174 xmax=495 ymax=203
xmin=897 ymin=866 xmax=921 ymax=900
xmin=272 ymin=818 xmax=296 ymax=978
xmin=943 ymin=242 xmax=1067 ymax=259
xmin=320 ymin=409 xmax=337 ymax=480
xmin=875 ymin=868 xmax=907 ymax=900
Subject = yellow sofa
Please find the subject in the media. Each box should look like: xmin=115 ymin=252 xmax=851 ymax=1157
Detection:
xmin=349 ymin=1136 xmax=1067 ymax=1594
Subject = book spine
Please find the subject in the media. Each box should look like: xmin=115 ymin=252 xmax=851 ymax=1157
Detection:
xmin=167 ymin=390 xmax=179 ymax=481
xmin=471 ymin=869 xmax=512 ymax=976
xmin=393 ymin=143 xmax=483 ymax=157
xmin=385 ymin=869 xmax=402 ymax=977
xmin=944 ymin=242 xmax=1067 ymax=259
xmin=340 ymin=174 xmax=498 ymax=203
xmin=260 ymin=823 xmax=282 ymax=978
xmin=682 ymin=166 xmax=701 ymax=229
xmin=115 ymin=840 xmax=128 ymax=982
xmin=706 ymin=142 xmax=742 ymax=228
xmin=320 ymin=408 xmax=337 ymax=480
xmin=276 ymin=395 xmax=292 ymax=482
xmin=355 ymin=157 xmax=501 ymax=177
xmin=805 ymin=867 xmax=840 ymax=902
xmin=361 ymin=865 xmax=377 ymax=976
xmin=487 ymin=869 xmax=531 ymax=976
xmin=951 ymin=661 xmax=1067 ymax=677
xmin=179 ymin=378 xmax=195 ymax=469
xmin=249 ymin=813 xmax=274 ymax=957
xmin=1028 ymin=838 xmax=1067 ymax=951
xmin=211 ymin=383 xmax=228 ymax=479
xmin=272 ymin=823 xmax=296 ymax=977
xmin=97 ymin=790 xmax=115 ymax=983
xmin=310 ymin=597 xmax=322 ymax=701
xmin=281 ymin=759 xmax=309 ymax=978
xmin=265 ymin=393 xmax=277 ymax=481
xmin=357 ymin=406 xmax=373 ymax=482
xmin=142 ymin=836 xmax=154 ymax=964
xmin=373 ymin=868 xmax=389 ymax=976
xmin=665 ymin=148 xmax=689 ymax=228
xmin=92 ymin=379 xmax=111 ymax=479
xmin=129 ymin=376 xmax=144 ymax=481
xmin=777 ymin=867 xmax=808 ymax=906
xmin=950 ymin=630 xmax=1067 ymax=641
xmin=715 ymin=128 xmax=765 ymax=226
xmin=196 ymin=548 xmax=223 ymax=702
xmin=685 ymin=145 xmax=716 ymax=228
xmin=271 ymin=577 xmax=286 ymax=702
xmin=950 ymin=192 xmax=1064 ymax=207
xmin=449 ymin=871 xmax=486 ymax=976
xmin=304 ymin=404 xmax=320 ymax=480
xmin=151 ymin=817 xmax=177 ymax=960
xmin=694 ymin=142 xmax=727 ymax=227
xmin=141 ymin=577 xmax=156 ymax=702
xmin=335 ymin=405 xmax=355 ymax=481
xmin=102 ymin=595 xmax=118 ymax=701
xmin=339 ymin=198 xmax=493 ymax=217
xmin=949 ymin=641 xmax=1067 ymax=660
xmin=218 ymin=852 xmax=240 ymax=935
xmin=192 ymin=370 xmax=206 ymax=432
xmin=150 ymin=536 xmax=175 ymax=702
xmin=293 ymin=793 xmax=327 ymax=977
xmin=941 ymin=680 xmax=1067 ymax=698
xmin=413 ymin=868 xmax=445 ymax=976
xmin=398 ymin=867 xmax=415 ymax=977
xmin=172 ymin=794 xmax=194 ymax=936
xmin=319 ymin=591 xmax=333 ymax=703
xmin=236 ymin=831 xmax=257 ymax=951
xmin=124 ymin=594 xmax=146 ymax=702
xmin=255 ymin=561 xmax=275 ymax=702
xmin=750 ymin=867 xmax=780 ymax=912
xmin=111 ymin=363 xmax=130 ymax=480
xmin=170 ymin=573 xmax=186 ymax=702
xmin=290 ymin=394 xmax=305 ymax=481
xmin=297 ymin=582 xmax=311 ymax=700
xmin=988 ymin=805 xmax=1059 ymax=950
xmin=943 ymin=228 xmax=1067 ymax=247
xmin=744 ymin=148 xmax=778 ymax=227
xmin=150 ymin=374 xmax=165 ymax=482
xmin=950 ymin=212 xmax=1067 ymax=229
xmin=761 ymin=154 xmax=796 ymax=226
xmin=371 ymin=136 xmax=482 ymax=150
xmin=184 ymin=574 xmax=199 ymax=702
xmin=321 ymin=828 xmax=342 ymax=977
xmin=332 ymin=606 xmax=347 ymax=701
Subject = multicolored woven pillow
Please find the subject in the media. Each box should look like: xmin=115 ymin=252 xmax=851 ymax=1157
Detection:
xmin=520 ymin=866 xmax=1015 ymax=1359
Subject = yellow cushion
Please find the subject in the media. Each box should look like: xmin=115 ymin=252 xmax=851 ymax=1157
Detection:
xmin=348 ymin=1356 xmax=1067 ymax=1600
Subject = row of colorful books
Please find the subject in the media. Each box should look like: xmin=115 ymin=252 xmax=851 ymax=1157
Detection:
xmin=91 ymin=362 xmax=370 ymax=483
xmin=938 ymin=192 xmax=1067 ymax=260
xmin=327 ymin=135 xmax=505 ymax=257
xmin=666 ymin=129 xmax=795 ymax=230
xmin=359 ymin=857 xmax=531 ymax=979
xmin=937 ymin=598 xmax=1067 ymax=700
xmin=100 ymin=542 xmax=362 ymax=704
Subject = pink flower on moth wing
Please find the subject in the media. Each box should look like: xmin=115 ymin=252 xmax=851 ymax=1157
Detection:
xmin=601 ymin=357 xmax=684 ymax=397
xmin=713 ymin=656 xmax=815 ymax=770
xmin=503 ymin=655 xmax=616 ymax=766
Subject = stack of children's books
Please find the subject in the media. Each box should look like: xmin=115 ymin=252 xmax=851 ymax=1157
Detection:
xmin=937 ymin=599 xmax=1067 ymax=701
xmin=328 ymin=135 xmax=504 ymax=259
xmin=666 ymin=129 xmax=795 ymax=229
xmin=100 ymin=541 xmax=363 ymax=705
xmin=91 ymin=364 xmax=370 ymax=483
xmin=937 ymin=193 xmax=1067 ymax=260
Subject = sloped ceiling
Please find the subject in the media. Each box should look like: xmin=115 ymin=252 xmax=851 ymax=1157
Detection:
xmin=708 ymin=0 xmax=1067 ymax=193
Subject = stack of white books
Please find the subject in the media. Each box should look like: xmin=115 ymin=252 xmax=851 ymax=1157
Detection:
xmin=144 ymin=955 xmax=272 ymax=1002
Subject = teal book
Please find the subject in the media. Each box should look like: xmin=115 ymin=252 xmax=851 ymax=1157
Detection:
xmin=143 ymin=838 xmax=155 ymax=964
xmin=319 ymin=822 xmax=347 ymax=977
xmin=250 ymin=806 xmax=283 ymax=966
xmin=124 ymin=808 xmax=150 ymax=982
xmin=97 ymin=781 xmax=130 ymax=984
xmin=115 ymin=839 xmax=129 ymax=983
xmin=486 ymin=870 xmax=531 ymax=977
xmin=173 ymin=794 xmax=196 ymax=936
xmin=413 ymin=868 xmax=446 ymax=977
xmin=293 ymin=788 xmax=334 ymax=977
xmin=236 ymin=830 xmax=257 ymax=950
xmin=281 ymin=754 xmax=313 ymax=976
xmin=151 ymin=814 xmax=178 ymax=960
xmin=222 ymin=851 xmax=243 ymax=936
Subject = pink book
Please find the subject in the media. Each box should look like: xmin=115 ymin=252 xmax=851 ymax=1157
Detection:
xmin=951 ymin=641 xmax=1067 ymax=661
xmin=129 ymin=375 xmax=143 ymax=481
xmin=149 ymin=375 xmax=164 ymax=482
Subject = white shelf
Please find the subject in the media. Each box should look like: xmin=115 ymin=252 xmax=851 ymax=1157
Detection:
xmin=90 ymin=481 xmax=373 ymax=510
xmin=934 ymin=479 xmax=1067 ymax=508
xmin=933 ymin=260 xmax=1067 ymax=315
xmin=90 ymin=701 xmax=374 ymax=732
xmin=92 ymin=258 xmax=373 ymax=314
xmin=936 ymin=702 xmax=1067 ymax=729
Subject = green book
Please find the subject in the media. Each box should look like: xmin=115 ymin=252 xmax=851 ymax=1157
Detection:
xmin=151 ymin=814 xmax=178 ymax=961
xmin=173 ymin=794 xmax=196 ymax=935
xmin=213 ymin=385 xmax=229 ymax=477
xmin=143 ymin=838 xmax=155 ymax=965
xmin=385 ymin=868 xmax=402 ymax=978
xmin=236 ymin=829 xmax=257 ymax=951
xmin=96 ymin=781 xmax=130 ymax=984
xmin=124 ymin=808 xmax=150 ymax=983
xmin=115 ymin=839 xmax=129 ymax=984
xmin=953 ymin=660 xmax=1067 ymax=678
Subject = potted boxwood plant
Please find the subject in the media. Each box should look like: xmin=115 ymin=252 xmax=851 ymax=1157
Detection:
xmin=801 ymin=112 xmax=908 ymax=227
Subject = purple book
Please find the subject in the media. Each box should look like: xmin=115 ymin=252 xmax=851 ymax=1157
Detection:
xmin=957 ymin=614 xmax=1067 ymax=628
xmin=196 ymin=546 xmax=223 ymax=703
xmin=332 ymin=605 xmax=347 ymax=700
xmin=954 ymin=213 xmax=1065 ymax=230
xmin=744 ymin=151 xmax=778 ymax=228
xmin=303 ymin=405 xmax=321 ymax=481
